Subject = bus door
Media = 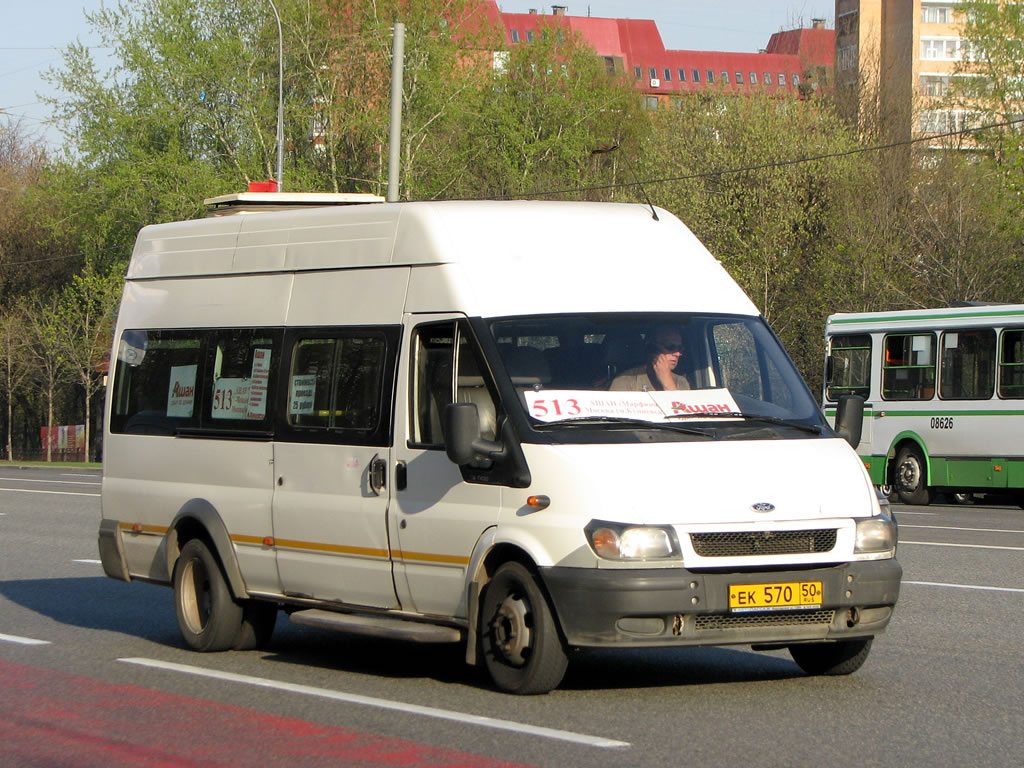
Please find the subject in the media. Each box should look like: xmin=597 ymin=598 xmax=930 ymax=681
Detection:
xmin=271 ymin=327 xmax=401 ymax=609
xmin=389 ymin=315 xmax=502 ymax=618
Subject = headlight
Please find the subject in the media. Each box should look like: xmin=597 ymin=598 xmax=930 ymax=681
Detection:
xmin=854 ymin=513 xmax=897 ymax=554
xmin=585 ymin=520 xmax=681 ymax=560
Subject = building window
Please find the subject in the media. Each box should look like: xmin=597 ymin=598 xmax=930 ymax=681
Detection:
xmin=921 ymin=37 xmax=965 ymax=61
xmin=634 ymin=65 xmax=642 ymax=79
xmin=707 ymin=70 xmax=714 ymax=83
xmin=692 ymin=69 xmax=701 ymax=82
xmin=920 ymin=74 xmax=951 ymax=98
xmin=750 ymin=71 xmax=758 ymax=85
xmin=778 ymin=73 xmax=786 ymax=86
xmin=510 ymin=29 xmax=520 ymax=43
xmin=604 ymin=56 xmax=616 ymax=75
xmin=663 ymin=67 xmax=672 ymax=81
xmin=792 ymin=73 xmax=800 ymax=86
xmin=672 ymin=97 xmax=684 ymax=110
xmin=735 ymin=71 xmax=744 ymax=84
xmin=922 ymin=5 xmax=954 ymax=24
xmin=645 ymin=96 xmax=659 ymax=110
xmin=763 ymin=71 xmax=771 ymax=85
xmin=721 ymin=71 xmax=729 ymax=83
xmin=919 ymin=109 xmax=976 ymax=134
xmin=837 ymin=45 xmax=857 ymax=72
xmin=649 ymin=67 xmax=658 ymax=80
xmin=678 ymin=68 xmax=687 ymax=82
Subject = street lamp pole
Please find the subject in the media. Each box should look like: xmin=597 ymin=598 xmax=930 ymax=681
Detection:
xmin=267 ymin=0 xmax=284 ymax=192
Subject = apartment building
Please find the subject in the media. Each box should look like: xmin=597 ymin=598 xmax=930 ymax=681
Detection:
xmin=836 ymin=0 xmax=975 ymax=142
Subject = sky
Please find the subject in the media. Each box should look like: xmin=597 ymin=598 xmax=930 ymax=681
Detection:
xmin=1 ymin=1 xmax=834 ymax=148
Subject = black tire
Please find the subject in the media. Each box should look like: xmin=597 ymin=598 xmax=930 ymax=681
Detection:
xmin=480 ymin=561 xmax=568 ymax=695
xmin=173 ymin=538 xmax=244 ymax=652
xmin=952 ymin=492 xmax=973 ymax=505
xmin=234 ymin=601 xmax=278 ymax=650
xmin=895 ymin=445 xmax=932 ymax=506
xmin=789 ymin=637 xmax=873 ymax=676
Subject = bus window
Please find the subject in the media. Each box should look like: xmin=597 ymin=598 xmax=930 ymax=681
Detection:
xmin=999 ymin=329 xmax=1024 ymax=399
xmin=940 ymin=329 xmax=995 ymax=400
xmin=111 ymin=330 xmax=203 ymax=435
xmin=883 ymin=333 xmax=935 ymax=400
xmin=286 ymin=334 xmax=388 ymax=433
xmin=827 ymin=334 xmax=871 ymax=401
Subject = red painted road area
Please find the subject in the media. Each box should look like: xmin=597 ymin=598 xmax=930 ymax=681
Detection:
xmin=0 ymin=660 xmax=531 ymax=767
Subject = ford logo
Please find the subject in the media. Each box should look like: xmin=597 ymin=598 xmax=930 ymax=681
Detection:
xmin=751 ymin=502 xmax=776 ymax=513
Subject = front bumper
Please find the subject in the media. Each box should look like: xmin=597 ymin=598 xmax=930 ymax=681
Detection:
xmin=541 ymin=559 xmax=901 ymax=648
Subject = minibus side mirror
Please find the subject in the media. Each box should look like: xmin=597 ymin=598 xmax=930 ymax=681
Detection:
xmin=834 ymin=394 xmax=864 ymax=448
xmin=443 ymin=403 xmax=505 ymax=466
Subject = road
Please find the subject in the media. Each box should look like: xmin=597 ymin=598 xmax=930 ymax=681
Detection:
xmin=1 ymin=465 xmax=1022 ymax=767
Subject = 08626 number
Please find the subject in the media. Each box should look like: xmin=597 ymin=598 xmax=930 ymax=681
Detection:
xmin=930 ymin=416 xmax=954 ymax=430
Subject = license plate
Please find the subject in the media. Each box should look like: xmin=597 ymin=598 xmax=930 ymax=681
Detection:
xmin=728 ymin=581 xmax=823 ymax=612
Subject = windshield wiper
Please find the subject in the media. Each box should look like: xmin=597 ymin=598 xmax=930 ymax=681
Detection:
xmin=533 ymin=416 xmax=712 ymax=437
xmin=664 ymin=411 xmax=822 ymax=435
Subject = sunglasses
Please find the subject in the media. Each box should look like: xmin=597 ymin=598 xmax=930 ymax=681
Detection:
xmin=658 ymin=343 xmax=683 ymax=353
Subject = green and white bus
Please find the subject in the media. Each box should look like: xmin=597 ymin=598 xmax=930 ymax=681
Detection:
xmin=824 ymin=304 xmax=1024 ymax=506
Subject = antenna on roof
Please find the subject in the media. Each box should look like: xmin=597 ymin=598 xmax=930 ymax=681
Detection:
xmin=591 ymin=143 xmax=659 ymax=221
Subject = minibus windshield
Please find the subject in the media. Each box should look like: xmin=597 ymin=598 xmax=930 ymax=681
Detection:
xmin=489 ymin=313 xmax=824 ymax=436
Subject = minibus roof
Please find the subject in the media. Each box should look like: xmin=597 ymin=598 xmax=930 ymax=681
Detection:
xmin=127 ymin=200 xmax=759 ymax=318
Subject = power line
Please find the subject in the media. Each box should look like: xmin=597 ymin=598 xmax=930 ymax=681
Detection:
xmin=475 ymin=115 xmax=1024 ymax=201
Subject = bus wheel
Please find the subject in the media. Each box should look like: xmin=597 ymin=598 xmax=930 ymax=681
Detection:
xmin=173 ymin=538 xmax=244 ymax=652
xmin=895 ymin=445 xmax=932 ymax=506
xmin=952 ymin=492 xmax=974 ymax=505
xmin=480 ymin=562 xmax=568 ymax=695
xmin=789 ymin=638 xmax=872 ymax=675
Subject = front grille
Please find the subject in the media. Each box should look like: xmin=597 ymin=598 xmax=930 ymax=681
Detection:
xmin=691 ymin=529 xmax=837 ymax=557
xmin=696 ymin=610 xmax=835 ymax=631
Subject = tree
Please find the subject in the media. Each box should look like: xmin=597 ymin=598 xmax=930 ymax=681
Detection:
xmin=0 ymin=304 xmax=34 ymax=460
xmin=50 ymin=264 xmax=124 ymax=461
xmin=26 ymin=295 xmax=75 ymax=462
xmin=951 ymin=1 xmax=1024 ymax=160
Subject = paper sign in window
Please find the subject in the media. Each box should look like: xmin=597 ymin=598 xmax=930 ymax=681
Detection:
xmin=246 ymin=348 xmax=272 ymax=419
xmin=289 ymin=375 xmax=317 ymax=415
xmin=167 ymin=365 xmax=197 ymax=418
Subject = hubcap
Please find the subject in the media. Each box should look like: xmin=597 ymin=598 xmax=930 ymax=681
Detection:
xmin=492 ymin=592 xmax=531 ymax=666
xmin=898 ymin=456 xmax=921 ymax=491
xmin=181 ymin=558 xmax=211 ymax=633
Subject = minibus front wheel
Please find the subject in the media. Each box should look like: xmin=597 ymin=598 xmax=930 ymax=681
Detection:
xmin=173 ymin=538 xmax=244 ymax=652
xmin=480 ymin=561 xmax=568 ymax=695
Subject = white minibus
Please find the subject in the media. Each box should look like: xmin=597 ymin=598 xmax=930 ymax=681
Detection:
xmin=99 ymin=197 xmax=900 ymax=694
xmin=824 ymin=304 xmax=1024 ymax=506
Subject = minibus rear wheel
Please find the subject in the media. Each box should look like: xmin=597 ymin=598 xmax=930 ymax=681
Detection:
xmin=789 ymin=637 xmax=872 ymax=676
xmin=173 ymin=538 xmax=244 ymax=652
xmin=480 ymin=561 xmax=568 ymax=695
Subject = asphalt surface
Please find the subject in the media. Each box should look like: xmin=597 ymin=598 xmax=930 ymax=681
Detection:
xmin=1 ymin=465 xmax=1022 ymax=767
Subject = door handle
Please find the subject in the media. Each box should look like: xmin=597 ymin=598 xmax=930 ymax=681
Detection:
xmin=369 ymin=454 xmax=386 ymax=495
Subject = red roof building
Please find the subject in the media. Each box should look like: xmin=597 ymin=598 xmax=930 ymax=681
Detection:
xmin=486 ymin=3 xmax=834 ymax=103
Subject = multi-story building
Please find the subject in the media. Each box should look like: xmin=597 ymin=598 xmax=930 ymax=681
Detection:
xmin=487 ymin=3 xmax=834 ymax=108
xmin=835 ymin=0 xmax=975 ymax=143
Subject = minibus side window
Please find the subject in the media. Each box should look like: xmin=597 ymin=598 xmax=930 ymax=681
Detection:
xmin=110 ymin=329 xmax=203 ymax=435
xmin=998 ymin=329 xmax=1024 ymax=399
xmin=939 ymin=328 xmax=995 ymax=400
xmin=882 ymin=333 xmax=936 ymax=400
xmin=411 ymin=321 xmax=497 ymax=448
xmin=202 ymin=328 xmax=282 ymax=431
xmin=285 ymin=333 xmax=389 ymax=434
xmin=826 ymin=334 xmax=871 ymax=401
